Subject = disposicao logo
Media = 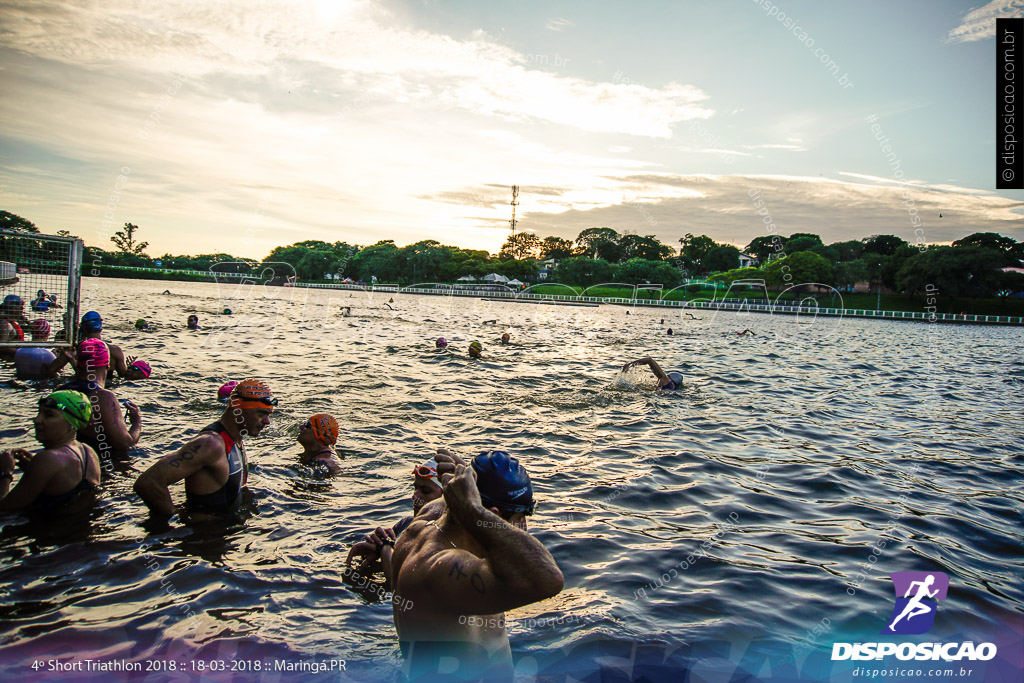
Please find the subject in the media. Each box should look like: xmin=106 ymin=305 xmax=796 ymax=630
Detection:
xmin=831 ymin=571 xmax=997 ymax=662
xmin=883 ymin=571 xmax=948 ymax=635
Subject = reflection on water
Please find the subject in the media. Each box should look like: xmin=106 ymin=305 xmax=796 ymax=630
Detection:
xmin=0 ymin=278 xmax=1022 ymax=680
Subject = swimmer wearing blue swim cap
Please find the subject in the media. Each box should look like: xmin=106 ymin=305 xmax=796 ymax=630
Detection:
xmin=471 ymin=450 xmax=535 ymax=523
xmin=384 ymin=447 xmax=562 ymax=679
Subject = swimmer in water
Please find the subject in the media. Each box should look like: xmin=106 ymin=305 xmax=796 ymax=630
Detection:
xmin=500 ymin=333 xmax=510 ymax=345
xmin=384 ymin=449 xmax=562 ymax=681
xmin=345 ymin=455 xmax=444 ymax=574
xmin=340 ymin=306 xmax=351 ymax=317
xmin=435 ymin=337 xmax=448 ymax=349
xmin=124 ymin=357 xmax=151 ymax=380
xmin=0 ymin=390 xmax=100 ymax=511
xmin=667 ymin=328 xmax=673 ymax=336
xmin=187 ymin=315 xmax=199 ymax=330
xmin=469 ymin=341 xmax=482 ymax=359
xmin=622 ymin=356 xmax=683 ymax=391
xmin=737 ymin=329 xmax=755 ymax=336
xmin=56 ymin=339 xmax=142 ymax=455
xmin=49 ymin=311 xmax=130 ymax=379
xmin=297 ymin=413 xmax=343 ymax=475
xmin=134 ymin=319 xmax=149 ymax=331
xmin=217 ymin=381 xmax=238 ymax=404
xmin=134 ymin=378 xmax=275 ymax=516
xmin=482 ymin=320 xmax=497 ymax=325
xmin=162 ymin=290 xmax=171 ymax=295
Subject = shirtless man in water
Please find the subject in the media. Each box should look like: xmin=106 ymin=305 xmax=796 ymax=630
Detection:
xmin=381 ymin=449 xmax=563 ymax=681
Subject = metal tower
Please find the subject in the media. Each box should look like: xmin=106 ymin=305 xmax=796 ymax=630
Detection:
xmin=509 ymin=185 xmax=519 ymax=238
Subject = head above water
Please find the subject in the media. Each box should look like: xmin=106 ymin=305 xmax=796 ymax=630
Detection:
xmin=30 ymin=318 xmax=50 ymax=340
xmin=187 ymin=314 xmax=199 ymax=329
xmin=77 ymin=338 xmax=109 ymax=370
xmin=435 ymin=337 xmax=447 ymax=348
xmin=228 ymin=378 xmax=276 ymax=437
xmin=412 ymin=458 xmax=443 ymax=513
xmin=37 ymin=389 xmax=92 ymax=432
xmin=230 ymin=378 xmax=276 ymax=410
xmin=127 ymin=359 xmax=152 ymax=379
xmin=80 ymin=310 xmax=102 ymax=333
xmin=469 ymin=341 xmax=482 ymax=358
xmin=472 ymin=450 xmax=535 ymax=524
xmin=134 ymin=318 xmax=148 ymax=330
xmin=667 ymin=372 xmax=684 ymax=387
xmin=500 ymin=333 xmax=510 ymax=344
xmin=217 ymin=380 xmax=239 ymax=402
xmin=306 ymin=413 xmax=339 ymax=446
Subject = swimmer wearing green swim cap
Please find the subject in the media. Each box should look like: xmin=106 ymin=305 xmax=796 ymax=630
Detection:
xmin=469 ymin=341 xmax=482 ymax=358
xmin=0 ymin=391 xmax=101 ymax=511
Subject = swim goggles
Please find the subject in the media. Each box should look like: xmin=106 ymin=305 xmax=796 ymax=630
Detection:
xmin=38 ymin=396 xmax=90 ymax=428
xmin=479 ymin=491 xmax=536 ymax=516
xmin=235 ymin=394 xmax=278 ymax=406
xmin=412 ymin=464 xmax=438 ymax=478
xmin=301 ymin=420 xmax=311 ymax=429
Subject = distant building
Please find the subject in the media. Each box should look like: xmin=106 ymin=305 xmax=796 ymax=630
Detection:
xmin=738 ymin=253 xmax=758 ymax=269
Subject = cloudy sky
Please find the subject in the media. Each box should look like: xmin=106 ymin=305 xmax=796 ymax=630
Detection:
xmin=1 ymin=0 xmax=1022 ymax=259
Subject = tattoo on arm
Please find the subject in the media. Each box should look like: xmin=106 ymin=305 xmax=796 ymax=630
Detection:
xmin=167 ymin=442 xmax=203 ymax=469
xmin=449 ymin=561 xmax=486 ymax=593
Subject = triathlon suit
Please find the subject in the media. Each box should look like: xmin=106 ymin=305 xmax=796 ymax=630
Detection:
xmin=661 ymin=379 xmax=678 ymax=391
xmin=186 ymin=421 xmax=247 ymax=513
xmin=5 ymin=321 xmax=25 ymax=341
xmin=34 ymin=443 xmax=96 ymax=511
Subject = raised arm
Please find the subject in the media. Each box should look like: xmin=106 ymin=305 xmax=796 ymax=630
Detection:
xmin=133 ymin=433 xmax=222 ymax=515
xmin=398 ymin=465 xmax=562 ymax=616
xmin=622 ymin=356 xmax=669 ymax=383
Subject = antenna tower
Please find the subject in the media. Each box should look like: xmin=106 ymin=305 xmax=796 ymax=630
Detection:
xmin=509 ymin=185 xmax=519 ymax=238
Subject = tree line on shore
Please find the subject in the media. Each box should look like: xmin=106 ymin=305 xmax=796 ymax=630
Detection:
xmin=3 ymin=210 xmax=1023 ymax=308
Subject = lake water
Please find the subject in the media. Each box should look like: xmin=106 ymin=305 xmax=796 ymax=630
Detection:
xmin=0 ymin=277 xmax=1022 ymax=682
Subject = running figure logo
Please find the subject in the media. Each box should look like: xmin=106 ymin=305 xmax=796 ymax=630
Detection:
xmin=883 ymin=572 xmax=949 ymax=635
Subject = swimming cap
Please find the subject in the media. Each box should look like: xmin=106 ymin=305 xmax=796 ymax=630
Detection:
xmin=77 ymin=338 xmax=109 ymax=369
xmin=414 ymin=458 xmax=441 ymax=489
xmin=230 ymin=378 xmax=277 ymax=410
xmin=308 ymin=413 xmax=338 ymax=446
xmin=129 ymin=359 xmax=152 ymax=378
xmin=134 ymin=319 xmax=148 ymax=330
xmin=30 ymin=319 xmax=50 ymax=337
xmin=3 ymin=294 xmax=23 ymax=306
xmin=471 ymin=451 xmax=534 ymax=515
xmin=667 ymin=372 xmax=684 ymax=387
xmin=217 ymin=380 xmax=239 ymax=401
xmin=223 ymin=308 xmax=232 ymax=315
xmin=435 ymin=337 xmax=447 ymax=348
xmin=469 ymin=341 xmax=482 ymax=350
xmin=40 ymin=390 xmax=92 ymax=430
xmin=500 ymin=333 xmax=510 ymax=344
xmin=80 ymin=311 xmax=102 ymax=332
